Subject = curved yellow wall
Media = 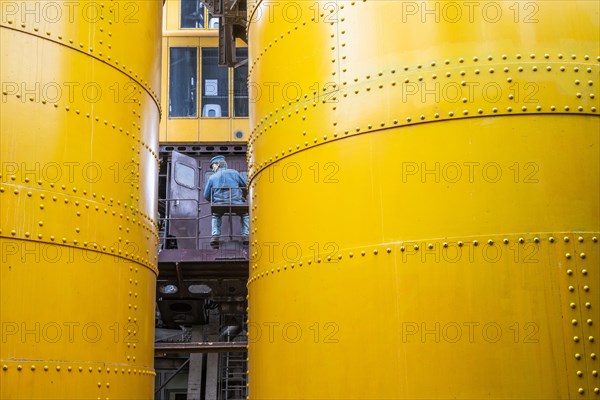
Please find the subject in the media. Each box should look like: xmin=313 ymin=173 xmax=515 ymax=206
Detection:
xmin=247 ymin=1 xmax=599 ymax=398
xmin=0 ymin=1 xmax=161 ymax=398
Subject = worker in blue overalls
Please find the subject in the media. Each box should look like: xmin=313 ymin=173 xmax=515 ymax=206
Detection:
xmin=203 ymin=155 xmax=249 ymax=248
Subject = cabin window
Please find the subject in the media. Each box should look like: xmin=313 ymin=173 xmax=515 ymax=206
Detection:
xmin=233 ymin=48 xmax=249 ymax=117
xmin=174 ymin=162 xmax=196 ymax=189
xmin=201 ymin=48 xmax=229 ymax=117
xmin=169 ymin=47 xmax=198 ymax=118
xmin=181 ymin=0 xmax=205 ymax=28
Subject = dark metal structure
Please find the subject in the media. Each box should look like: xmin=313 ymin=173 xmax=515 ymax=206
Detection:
xmin=155 ymin=144 xmax=249 ymax=400
xmin=202 ymin=0 xmax=248 ymax=66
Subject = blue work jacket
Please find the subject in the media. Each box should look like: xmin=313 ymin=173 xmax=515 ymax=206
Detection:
xmin=203 ymin=168 xmax=248 ymax=204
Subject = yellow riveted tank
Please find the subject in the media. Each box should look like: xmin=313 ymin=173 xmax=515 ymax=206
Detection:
xmin=0 ymin=1 xmax=161 ymax=398
xmin=247 ymin=1 xmax=599 ymax=398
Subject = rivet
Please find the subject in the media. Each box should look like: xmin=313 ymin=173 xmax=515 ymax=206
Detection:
xmin=428 ymin=243 xmax=433 ymax=249
xmin=572 ymin=319 xmax=578 ymax=325
xmin=592 ymin=353 xmax=597 ymax=359
xmin=569 ymin=286 xmax=575 ymax=292
xmin=574 ymin=335 xmax=580 ymax=342
xmin=519 ymin=237 xmax=524 ymax=244
xmin=579 ymin=388 xmax=585 ymax=395
xmin=567 ymin=269 xmax=573 ymax=275
xmin=373 ymin=249 xmax=378 ymax=255
xmin=458 ymin=241 xmax=463 ymax=247
xmin=533 ymin=237 xmax=539 ymax=243
xmin=566 ymin=253 xmax=572 ymax=259
xmin=571 ymin=303 xmax=577 ymax=309
xmin=414 ymin=244 xmax=419 ymax=251
xmin=361 ymin=251 xmax=365 ymax=256
xmin=588 ymin=319 xmax=593 ymax=325
xmin=386 ymin=248 xmax=391 ymax=253
xmin=17 ymin=365 xmax=22 ymax=371
xmin=577 ymin=370 xmax=583 ymax=377
xmin=503 ymin=238 xmax=509 ymax=244
xmin=582 ymin=269 xmax=588 ymax=275
xmin=575 ymin=353 xmax=582 ymax=360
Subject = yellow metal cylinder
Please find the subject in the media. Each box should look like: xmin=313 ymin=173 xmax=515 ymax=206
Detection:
xmin=247 ymin=1 xmax=599 ymax=398
xmin=0 ymin=1 xmax=161 ymax=398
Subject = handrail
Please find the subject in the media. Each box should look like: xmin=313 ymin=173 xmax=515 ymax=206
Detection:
xmin=159 ymin=198 xmax=200 ymax=249
xmin=159 ymin=193 xmax=250 ymax=250
xmin=210 ymin=186 xmax=248 ymax=205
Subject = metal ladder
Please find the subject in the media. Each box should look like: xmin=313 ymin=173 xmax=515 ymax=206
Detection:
xmin=218 ymin=350 xmax=247 ymax=399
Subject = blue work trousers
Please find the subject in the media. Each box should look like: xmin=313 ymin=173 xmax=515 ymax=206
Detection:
xmin=211 ymin=213 xmax=249 ymax=238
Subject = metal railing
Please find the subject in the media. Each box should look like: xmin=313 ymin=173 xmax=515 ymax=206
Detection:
xmin=158 ymin=195 xmax=249 ymax=257
xmin=159 ymin=198 xmax=205 ymax=250
xmin=209 ymin=187 xmax=248 ymax=207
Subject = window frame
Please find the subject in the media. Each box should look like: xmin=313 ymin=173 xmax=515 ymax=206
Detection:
xmin=168 ymin=46 xmax=199 ymax=119
xmin=166 ymin=44 xmax=249 ymax=120
xmin=201 ymin=47 xmax=230 ymax=118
